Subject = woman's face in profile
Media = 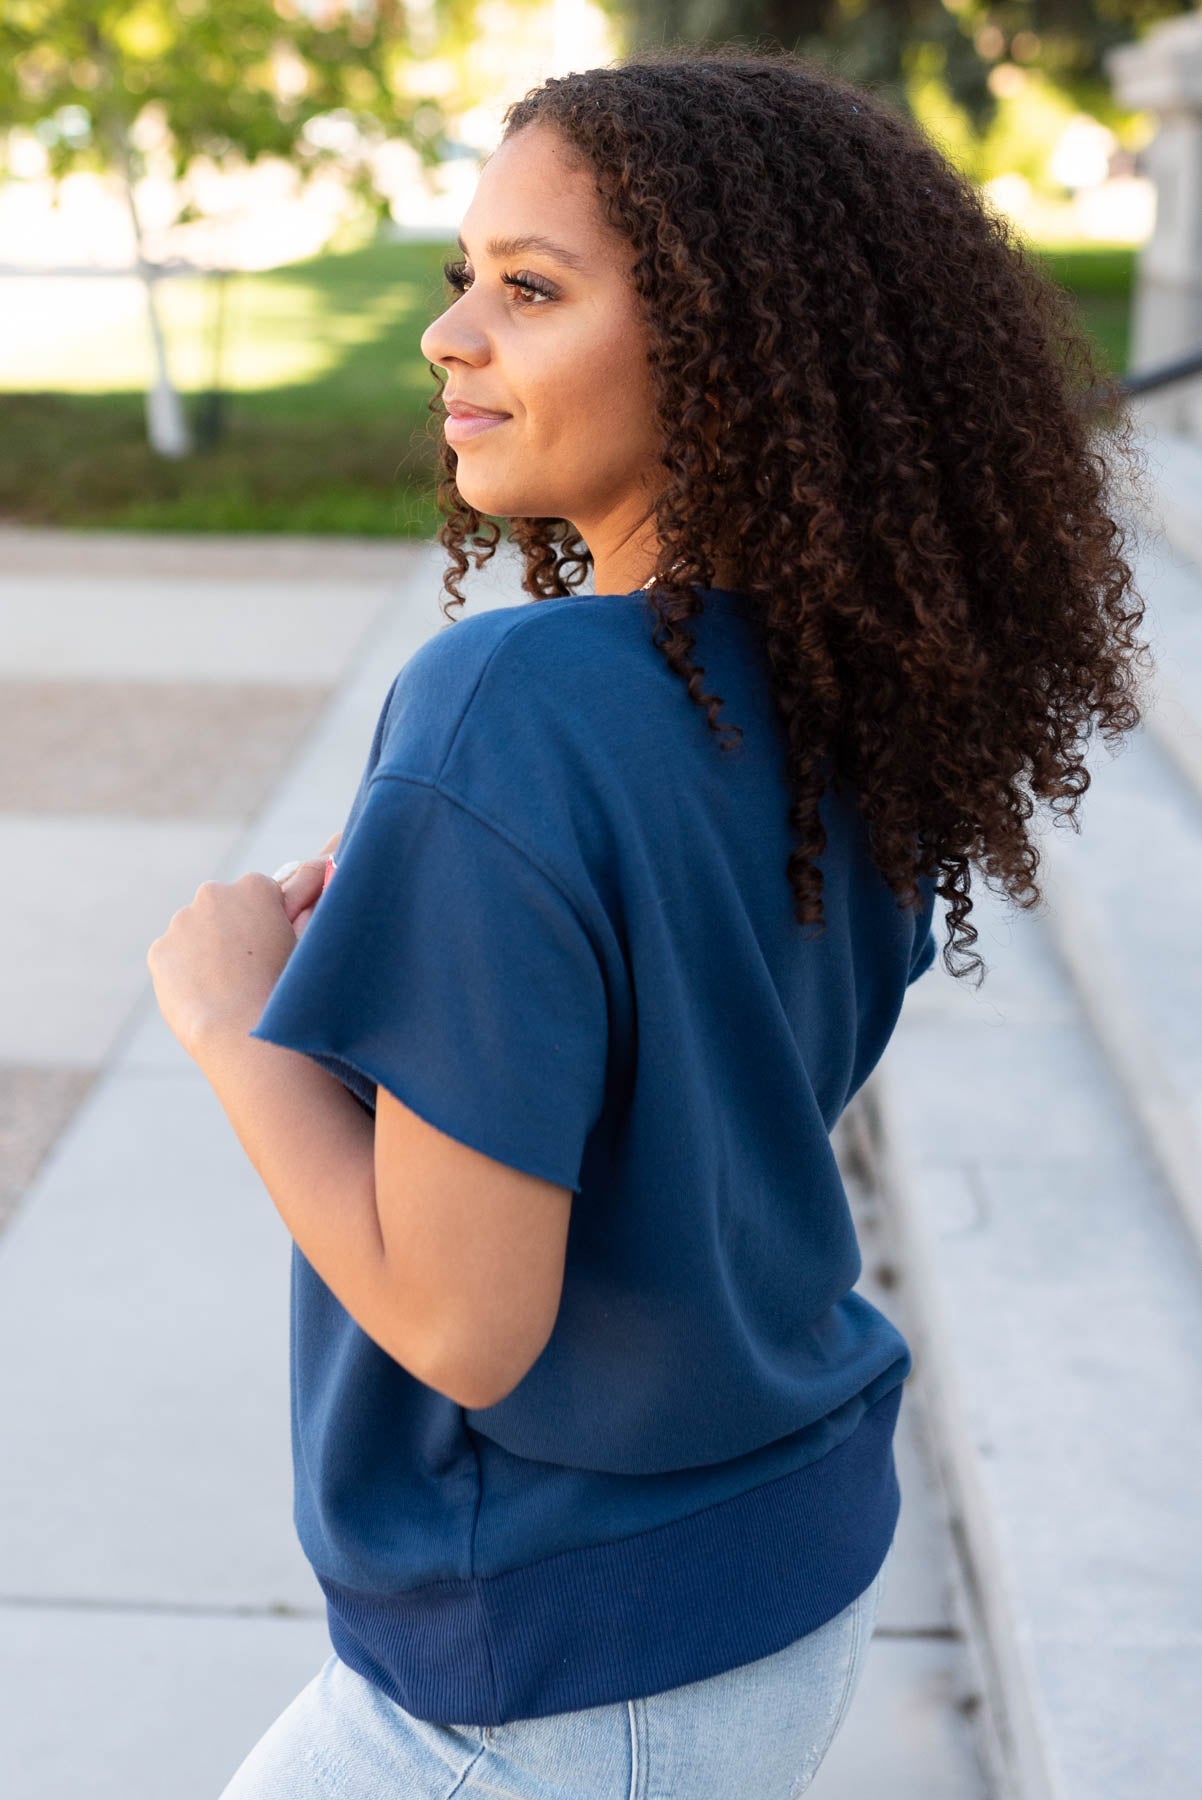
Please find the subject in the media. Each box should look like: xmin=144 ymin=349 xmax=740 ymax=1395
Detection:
xmin=419 ymin=123 xmax=670 ymax=590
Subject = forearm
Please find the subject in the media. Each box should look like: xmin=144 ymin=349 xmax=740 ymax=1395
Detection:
xmin=193 ymin=1020 xmax=432 ymax=1382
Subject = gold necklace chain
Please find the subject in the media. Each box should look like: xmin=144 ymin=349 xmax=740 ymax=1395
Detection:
xmin=638 ymin=556 xmax=691 ymax=594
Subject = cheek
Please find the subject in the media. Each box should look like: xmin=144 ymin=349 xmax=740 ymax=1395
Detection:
xmin=526 ymin=326 xmax=656 ymax=456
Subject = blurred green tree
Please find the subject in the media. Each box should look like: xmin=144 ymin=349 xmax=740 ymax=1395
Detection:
xmin=0 ymin=0 xmax=459 ymax=455
xmin=615 ymin=0 xmax=1195 ymax=144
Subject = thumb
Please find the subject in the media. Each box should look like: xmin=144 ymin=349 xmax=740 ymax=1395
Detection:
xmin=276 ymin=856 xmax=332 ymax=924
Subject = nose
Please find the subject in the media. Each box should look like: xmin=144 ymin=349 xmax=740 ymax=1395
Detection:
xmin=421 ymin=301 xmax=485 ymax=373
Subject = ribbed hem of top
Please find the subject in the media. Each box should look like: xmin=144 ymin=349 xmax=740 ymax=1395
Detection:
xmin=318 ymin=1380 xmax=904 ymax=1728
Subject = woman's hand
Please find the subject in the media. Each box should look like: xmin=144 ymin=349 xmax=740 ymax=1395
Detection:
xmin=279 ymin=830 xmax=342 ymax=938
xmin=146 ymin=830 xmax=343 ymax=1059
xmin=147 ymin=873 xmax=299 ymax=1060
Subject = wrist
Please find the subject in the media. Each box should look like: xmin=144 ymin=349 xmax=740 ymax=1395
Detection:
xmin=188 ymin=1000 xmax=271 ymax=1070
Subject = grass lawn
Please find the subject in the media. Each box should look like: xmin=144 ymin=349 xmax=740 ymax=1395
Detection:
xmin=1033 ymin=244 xmax=1136 ymax=380
xmin=0 ymin=239 xmax=454 ymax=534
xmin=0 ymin=237 xmax=1135 ymax=534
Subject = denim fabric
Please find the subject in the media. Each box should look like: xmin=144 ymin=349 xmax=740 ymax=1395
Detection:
xmin=218 ymin=1542 xmax=893 ymax=1799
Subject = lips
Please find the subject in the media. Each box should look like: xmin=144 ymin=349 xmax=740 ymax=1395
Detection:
xmin=443 ymin=400 xmax=512 ymax=444
xmin=444 ymin=399 xmax=511 ymax=419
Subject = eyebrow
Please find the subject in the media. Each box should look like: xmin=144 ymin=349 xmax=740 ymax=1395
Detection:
xmin=455 ymin=231 xmax=590 ymax=273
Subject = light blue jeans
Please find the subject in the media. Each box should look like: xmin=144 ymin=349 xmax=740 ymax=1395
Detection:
xmin=219 ymin=1541 xmax=893 ymax=1799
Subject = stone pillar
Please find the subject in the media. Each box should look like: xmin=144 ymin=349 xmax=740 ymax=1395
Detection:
xmin=1107 ymin=15 xmax=1202 ymax=439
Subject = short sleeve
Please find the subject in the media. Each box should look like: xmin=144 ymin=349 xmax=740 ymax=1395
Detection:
xmin=249 ymin=773 xmax=610 ymax=1193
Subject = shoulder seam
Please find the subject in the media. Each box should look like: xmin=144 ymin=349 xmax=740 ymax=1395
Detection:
xmin=366 ymin=769 xmax=603 ymax=955
xmin=430 ymin=605 xmax=576 ymax=787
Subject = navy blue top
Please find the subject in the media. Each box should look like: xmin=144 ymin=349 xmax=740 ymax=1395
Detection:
xmin=249 ymin=585 xmax=938 ymax=1727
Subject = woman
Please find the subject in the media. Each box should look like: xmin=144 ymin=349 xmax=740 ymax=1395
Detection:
xmin=150 ymin=44 xmax=1151 ymax=1800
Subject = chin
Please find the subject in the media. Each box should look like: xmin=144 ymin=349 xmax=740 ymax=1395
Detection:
xmin=453 ymin=475 xmax=545 ymax=519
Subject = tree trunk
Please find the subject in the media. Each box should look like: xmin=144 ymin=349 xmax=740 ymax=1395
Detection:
xmin=120 ymin=134 xmax=191 ymax=460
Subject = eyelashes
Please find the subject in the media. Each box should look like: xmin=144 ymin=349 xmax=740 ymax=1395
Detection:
xmin=441 ymin=257 xmax=558 ymax=305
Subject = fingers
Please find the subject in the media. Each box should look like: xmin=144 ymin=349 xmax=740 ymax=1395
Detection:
xmin=292 ymin=901 xmax=316 ymax=938
xmin=275 ymin=830 xmax=341 ymax=925
xmin=278 ymin=856 xmax=332 ymax=923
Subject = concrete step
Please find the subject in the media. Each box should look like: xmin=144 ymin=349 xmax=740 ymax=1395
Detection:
xmin=1145 ymin=426 xmax=1202 ymax=576
xmin=868 ymin=446 xmax=1202 ymax=1799
xmin=818 ymin=1111 xmax=999 ymax=1796
xmin=1124 ymin=430 xmax=1202 ymax=813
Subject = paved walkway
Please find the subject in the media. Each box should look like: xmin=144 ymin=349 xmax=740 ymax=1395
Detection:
xmin=0 ymin=527 xmax=991 ymax=1797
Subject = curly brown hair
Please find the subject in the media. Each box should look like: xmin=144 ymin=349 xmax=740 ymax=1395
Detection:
xmin=427 ymin=44 xmax=1156 ymax=985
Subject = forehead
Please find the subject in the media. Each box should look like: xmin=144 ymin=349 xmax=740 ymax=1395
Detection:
xmin=462 ymin=126 xmax=606 ymax=264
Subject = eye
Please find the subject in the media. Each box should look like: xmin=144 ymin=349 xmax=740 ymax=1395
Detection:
xmin=441 ymin=257 xmax=557 ymax=306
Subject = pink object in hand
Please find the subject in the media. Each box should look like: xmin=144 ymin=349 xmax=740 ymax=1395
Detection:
xmin=322 ymin=855 xmax=337 ymax=892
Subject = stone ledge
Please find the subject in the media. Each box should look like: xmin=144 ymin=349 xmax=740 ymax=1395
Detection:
xmin=864 ymin=878 xmax=1202 ymax=1800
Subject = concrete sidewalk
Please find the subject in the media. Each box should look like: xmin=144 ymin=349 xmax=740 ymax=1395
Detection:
xmin=0 ymin=529 xmax=992 ymax=1798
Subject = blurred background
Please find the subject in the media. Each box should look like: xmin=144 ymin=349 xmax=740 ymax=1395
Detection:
xmin=0 ymin=0 xmax=1180 ymax=532
xmin=3 ymin=6 xmax=1202 ymax=1800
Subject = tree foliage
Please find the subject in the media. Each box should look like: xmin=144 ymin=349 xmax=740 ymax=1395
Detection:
xmin=612 ymin=0 xmax=1197 ymax=140
xmin=0 ymin=0 xmax=456 ymax=193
